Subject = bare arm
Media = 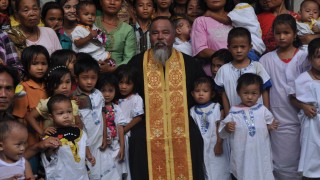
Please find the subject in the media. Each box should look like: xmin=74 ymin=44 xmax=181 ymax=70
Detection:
xmin=221 ymin=91 xmax=230 ymax=115
xmin=25 ymin=160 xmax=35 ymax=180
xmin=25 ymin=109 xmax=43 ymax=136
xmin=86 ymin=146 xmax=96 ymax=166
xmin=204 ymin=11 xmax=231 ymax=25
xmin=73 ymin=29 xmax=97 ymax=48
xmin=100 ymin=111 xmax=108 ymax=150
xmin=24 ymin=137 xmax=61 ymax=159
xmin=290 ymin=94 xmax=317 ymax=118
xmin=195 ymin=48 xmax=215 ymax=60
xmin=123 ymin=116 xmax=142 ymax=133
xmin=117 ymin=125 xmax=125 ymax=161
xmin=74 ymin=115 xmax=84 ymax=129
xmin=262 ymin=89 xmax=270 ymax=110
xmin=299 ymin=34 xmax=320 ymax=45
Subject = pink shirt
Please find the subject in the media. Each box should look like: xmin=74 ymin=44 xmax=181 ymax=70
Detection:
xmin=26 ymin=27 xmax=62 ymax=55
xmin=191 ymin=16 xmax=232 ymax=57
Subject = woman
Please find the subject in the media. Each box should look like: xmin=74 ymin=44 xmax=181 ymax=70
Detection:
xmin=95 ymin=0 xmax=136 ymax=72
xmin=7 ymin=0 xmax=61 ymax=55
xmin=191 ymin=0 xmax=233 ymax=76
xmin=257 ymin=0 xmax=299 ymax=52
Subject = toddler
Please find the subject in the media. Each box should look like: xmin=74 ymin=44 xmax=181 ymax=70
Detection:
xmin=297 ymin=0 xmax=320 ymax=36
xmin=172 ymin=15 xmax=192 ymax=56
xmin=190 ymin=77 xmax=230 ymax=180
xmin=0 ymin=120 xmax=34 ymax=180
xmin=219 ymin=73 xmax=278 ymax=180
xmin=41 ymin=94 xmax=94 ymax=179
xmin=71 ymin=1 xmax=115 ymax=69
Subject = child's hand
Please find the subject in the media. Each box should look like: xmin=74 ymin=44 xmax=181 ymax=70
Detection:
xmin=226 ymin=121 xmax=236 ymax=133
xmin=90 ymin=29 xmax=98 ymax=38
xmin=87 ymin=155 xmax=96 ymax=166
xmin=71 ymin=96 xmax=79 ymax=105
xmin=214 ymin=142 xmax=223 ymax=156
xmin=43 ymin=127 xmax=57 ymax=136
xmin=99 ymin=141 xmax=108 ymax=151
xmin=117 ymin=146 xmax=125 ymax=161
xmin=4 ymin=174 xmax=23 ymax=180
xmin=312 ymin=24 xmax=320 ymax=33
xmin=302 ymin=103 xmax=317 ymax=118
xmin=268 ymin=120 xmax=279 ymax=131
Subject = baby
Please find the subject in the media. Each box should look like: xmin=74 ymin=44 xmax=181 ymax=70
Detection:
xmin=297 ymin=0 xmax=320 ymax=36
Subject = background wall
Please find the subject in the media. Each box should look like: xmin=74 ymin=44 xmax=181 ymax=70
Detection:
xmin=294 ymin=0 xmax=304 ymax=12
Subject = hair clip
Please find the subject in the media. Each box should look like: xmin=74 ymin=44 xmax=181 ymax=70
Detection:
xmin=47 ymin=66 xmax=68 ymax=77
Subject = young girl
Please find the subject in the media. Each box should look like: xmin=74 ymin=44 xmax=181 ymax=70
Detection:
xmin=96 ymin=73 xmax=127 ymax=179
xmin=116 ymin=64 xmax=144 ymax=180
xmin=41 ymin=94 xmax=95 ymax=179
xmin=294 ymin=38 xmax=320 ymax=179
xmin=41 ymin=2 xmax=64 ymax=34
xmin=153 ymin=0 xmax=172 ymax=18
xmin=190 ymin=77 xmax=230 ymax=180
xmin=219 ymin=73 xmax=278 ymax=180
xmin=50 ymin=49 xmax=77 ymax=91
xmin=259 ymin=14 xmax=310 ymax=180
xmin=25 ymin=66 xmax=83 ymax=140
xmin=0 ymin=120 xmax=34 ymax=180
xmin=72 ymin=1 xmax=116 ymax=69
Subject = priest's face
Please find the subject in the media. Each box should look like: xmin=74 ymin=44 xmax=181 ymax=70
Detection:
xmin=150 ymin=18 xmax=175 ymax=63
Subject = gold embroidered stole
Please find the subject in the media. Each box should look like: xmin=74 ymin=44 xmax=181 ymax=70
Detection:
xmin=143 ymin=49 xmax=193 ymax=180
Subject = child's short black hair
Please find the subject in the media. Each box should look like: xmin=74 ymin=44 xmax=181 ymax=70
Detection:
xmin=76 ymin=0 xmax=95 ymax=15
xmin=21 ymin=45 xmax=50 ymax=80
xmin=236 ymin=73 xmax=263 ymax=93
xmin=193 ymin=76 xmax=214 ymax=91
xmin=50 ymin=49 xmax=76 ymax=68
xmin=74 ymin=53 xmax=99 ymax=76
xmin=116 ymin=64 xmax=139 ymax=94
xmin=45 ymin=66 xmax=71 ymax=97
xmin=41 ymin=1 xmax=64 ymax=22
xmin=96 ymin=73 xmax=119 ymax=101
xmin=172 ymin=14 xmax=190 ymax=29
xmin=272 ymin=14 xmax=301 ymax=48
xmin=47 ymin=94 xmax=71 ymax=114
xmin=308 ymin=37 xmax=320 ymax=61
xmin=227 ymin=27 xmax=252 ymax=45
xmin=210 ymin=49 xmax=233 ymax=64
xmin=0 ymin=120 xmax=26 ymax=142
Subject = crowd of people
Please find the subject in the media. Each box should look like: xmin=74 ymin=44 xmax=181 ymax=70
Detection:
xmin=1 ymin=0 xmax=320 ymax=180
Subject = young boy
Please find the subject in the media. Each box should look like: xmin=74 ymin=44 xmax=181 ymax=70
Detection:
xmin=297 ymin=0 xmax=320 ymax=36
xmin=214 ymin=27 xmax=271 ymax=114
xmin=172 ymin=16 xmax=192 ymax=56
xmin=132 ymin=0 xmax=154 ymax=54
xmin=72 ymin=54 xmax=110 ymax=179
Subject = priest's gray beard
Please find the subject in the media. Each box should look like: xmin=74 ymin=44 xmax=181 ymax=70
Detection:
xmin=153 ymin=42 xmax=170 ymax=65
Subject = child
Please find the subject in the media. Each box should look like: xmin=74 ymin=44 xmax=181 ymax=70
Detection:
xmin=0 ymin=120 xmax=34 ymax=180
xmin=132 ymin=0 xmax=154 ymax=54
xmin=259 ymin=14 xmax=310 ymax=180
xmin=41 ymin=2 xmax=64 ymax=34
xmin=116 ymin=64 xmax=144 ymax=180
xmin=297 ymin=0 xmax=320 ymax=36
xmin=71 ymin=1 xmax=116 ymax=70
xmin=214 ymin=27 xmax=271 ymax=115
xmin=25 ymin=66 xmax=83 ymax=140
xmin=219 ymin=73 xmax=278 ymax=180
xmin=153 ymin=0 xmax=172 ymax=18
xmin=206 ymin=0 xmax=265 ymax=60
xmin=190 ymin=77 xmax=231 ymax=180
xmin=96 ymin=73 xmax=127 ymax=178
xmin=294 ymin=38 xmax=320 ymax=179
xmin=172 ymin=15 xmax=192 ymax=56
xmin=0 ymin=0 xmax=10 ymax=30
xmin=211 ymin=49 xmax=233 ymax=106
xmin=72 ymin=55 xmax=110 ymax=179
xmin=41 ymin=94 xmax=94 ymax=179
xmin=50 ymin=49 xmax=77 ymax=91
xmin=211 ymin=48 xmax=233 ymax=79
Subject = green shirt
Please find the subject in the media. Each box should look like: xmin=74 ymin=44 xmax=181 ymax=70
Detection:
xmin=95 ymin=16 xmax=136 ymax=66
